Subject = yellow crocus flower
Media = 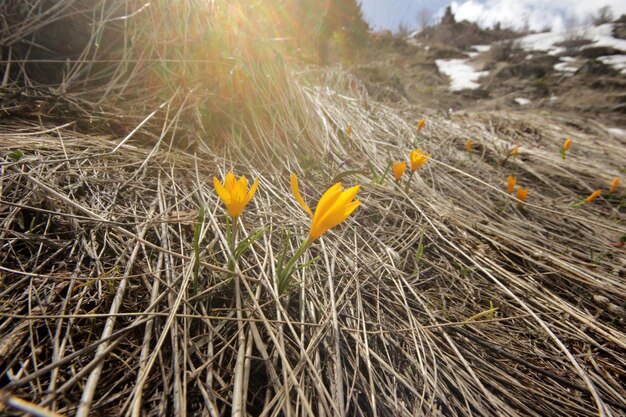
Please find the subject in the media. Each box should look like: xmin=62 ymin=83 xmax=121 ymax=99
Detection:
xmin=511 ymin=145 xmax=519 ymax=158
xmin=507 ymin=175 xmax=517 ymax=194
xmin=563 ymin=138 xmax=572 ymax=151
xmin=610 ymin=177 xmax=619 ymax=193
xmin=466 ymin=139 xmax=473 ymax=155
xmin=213 ymin=172 xmax=259 ymax=219
xmin=392 ymin=161 xmax=407 ymax=181
xmin=417 ymin=118 xmax=425 ymax=133
xmin=516 ymin=187 xmax=529 ymax=203
xmin=410 ymin=148 xmax=431 ymax=172
xmin=585 ymin=189 xmax=601 ymax=203
xmin=290 ymin=173 xmax=360 ymax=241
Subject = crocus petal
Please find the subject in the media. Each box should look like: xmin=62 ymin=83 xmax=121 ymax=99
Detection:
xmin=342 ymin=199 xmax=361 ymax=219
xmin=247 ymin=177 xmax=259 ymax=204
xmin=563 ymin=138 xmax=572 ymax=151
xmin=310 ymin=186 xmax=360 ymax=240
xmin=516 ymin=187 xmax=529 ymax=202
xmin=507 ymin=176 xmax=517 ymax=194
xmin=410 ymin=149 xmax=430 ymax=171
xmin=316 ymin=185 xmax=360 ymax=228
xmin=291 ymin=179 xmax=360 ymax=240
xmin=225 ymin=172 xmax=237 ymax=190
xmin=214 ymin=172 xmax=258 ymax=219
xmin=313 ymin=183 xmax=343 ymax=220
xmin=290 ymin=173 xmax=313 ymax=217
xmin=585 ymin=189 xmax=601 ymax=203
xmin=393 ymin=161 xmax=406 ymax=180
xmin=214 ymin=177 xmax=231 ymax=205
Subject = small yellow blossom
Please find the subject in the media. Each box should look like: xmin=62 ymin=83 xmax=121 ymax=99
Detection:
xmin=560 ymin=138 xmax=572 ymax=160
xmin=610 ymin=177 xmax=619 ymax=193
xmin=563 ymin=138 xmax=572 ymax=151
xmin=346 ymin=124 xmax=352 ymax=137
xmin=410 ymin=148 xmax=431 ymax=172
xmin=290 ymin=173 xmax=360 ymax=241
xmin=507 ymin=175 xmax=517 ymax=194
xmin=516 ymin=187 xmax=529 ymax=203
xmin=213 ymin=172 xmax=259 ymax=219
xmin=585 ymin=189 xmax=601 ymax=203
xmin=417 ymin=118 xmax=425 ymax=133
xmin=392 ymin=161 xmax=407 ymax=181
xmin=466 ymin=139 xmax=473 ymax=155
xmin=511 ymin=145 xmax=519 ymax=158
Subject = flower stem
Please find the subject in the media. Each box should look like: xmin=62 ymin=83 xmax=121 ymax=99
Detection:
xmin=231 ymin=215 xmax=246 ymax=417
xmin=405 ymin=171 xmax=414 ymax=193
xmin=278 ymin=238 xmax=312 ymax=295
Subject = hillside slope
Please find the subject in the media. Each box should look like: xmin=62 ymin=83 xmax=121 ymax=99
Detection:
xmin=1 ymin=2 xmax=625 ymax=416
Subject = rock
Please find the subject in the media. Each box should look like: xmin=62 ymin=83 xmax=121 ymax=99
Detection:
xmin=590 ymin=78 xmax=626 ymax=90
xmin=580 ymin=46 xmax=622 ymax=59
xmin=459 ymin=88 xmax=490 ymax=99
xmin=496 ymin=63 xmax=542 ymax=79
xmin=576 ymin=60 xmax=619 ymax=77
xmin=495 ymin=56 xmax=559 ymax=80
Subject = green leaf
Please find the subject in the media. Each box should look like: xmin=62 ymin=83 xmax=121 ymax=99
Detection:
xmin=8 ymin=149 xmax=24 ymax=161
xmin=234 ymin=226 xmax=267 ymax=260
xmin=192 ymin=206 xmax=205 ymax=296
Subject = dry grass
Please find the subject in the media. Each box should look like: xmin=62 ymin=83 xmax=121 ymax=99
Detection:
xmin=1 ymin=1 xmax=626 ymax=417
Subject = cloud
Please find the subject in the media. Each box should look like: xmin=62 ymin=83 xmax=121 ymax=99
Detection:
xmin=448 ymin=0 xmax=626 ymax=32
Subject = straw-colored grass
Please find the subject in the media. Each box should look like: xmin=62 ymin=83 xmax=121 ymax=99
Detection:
xmin=1 ymin=1 xmax=625 ymax=417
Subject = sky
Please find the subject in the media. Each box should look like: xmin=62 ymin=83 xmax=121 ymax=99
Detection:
xmin=358 ymin=0 xmax=626 ymax=33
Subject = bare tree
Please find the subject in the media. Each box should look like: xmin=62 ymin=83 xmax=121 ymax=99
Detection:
xmin=592 ymin=6 xmax=614 ymax=25
xmin=416 ymin=7 xmax=434 ymax=31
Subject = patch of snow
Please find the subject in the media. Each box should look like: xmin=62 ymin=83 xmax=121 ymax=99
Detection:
xmin=607 ymin=128 xmax=626 ymax=137
xmin=436 ymin=59 xmax=488 ymax=91
xmin=519 ymin=31 xmax=567 ymax=55
xmin=550 ymin=95 xmax=558 ymax=101
xmin=581 ymin=24 xmax=626 ymax=52
xmin=519 ymin=23 xmax=626 ymax=73
xmin=519 ymin=24 xmax=626 ymax=55
xmin=514 ymin=97 xmax=531 ymax=106
xmin=598 ymin=55 xmax=626 ymax=73
xmin=554 ymin=61 xmax=578 ymax=73
xmin=466 ymin=52 xmax=479 ymax=58
xmin=472 ymin=45 xmax=491 ymax=53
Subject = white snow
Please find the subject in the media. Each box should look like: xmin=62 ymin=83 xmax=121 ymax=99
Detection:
xmin=519 ymin=24 xmax=626 ymax=55
xmin=518 ymin=23 xmax=626 ymax=73
xmin=466 ymin=44 xmax=491 ymax=58
xmin=519 ymin=31 xmax=567 ymax=55
xmin=554 ymin=59 xmax=578 ymax=73
xmin=436 ymin=59 xmax=488 ymax=91
xmin=472 ymin=45 xmax=492 ymax=53
xmin=607 ymin=128 xmax=626 ymax=137
xmin=598 ymin=55 xmax=626 ymax=73
xmin=514 ymin=97 xmax=531 ymax=105
xmin=580 ymin=24 xmax=626 ymax=52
